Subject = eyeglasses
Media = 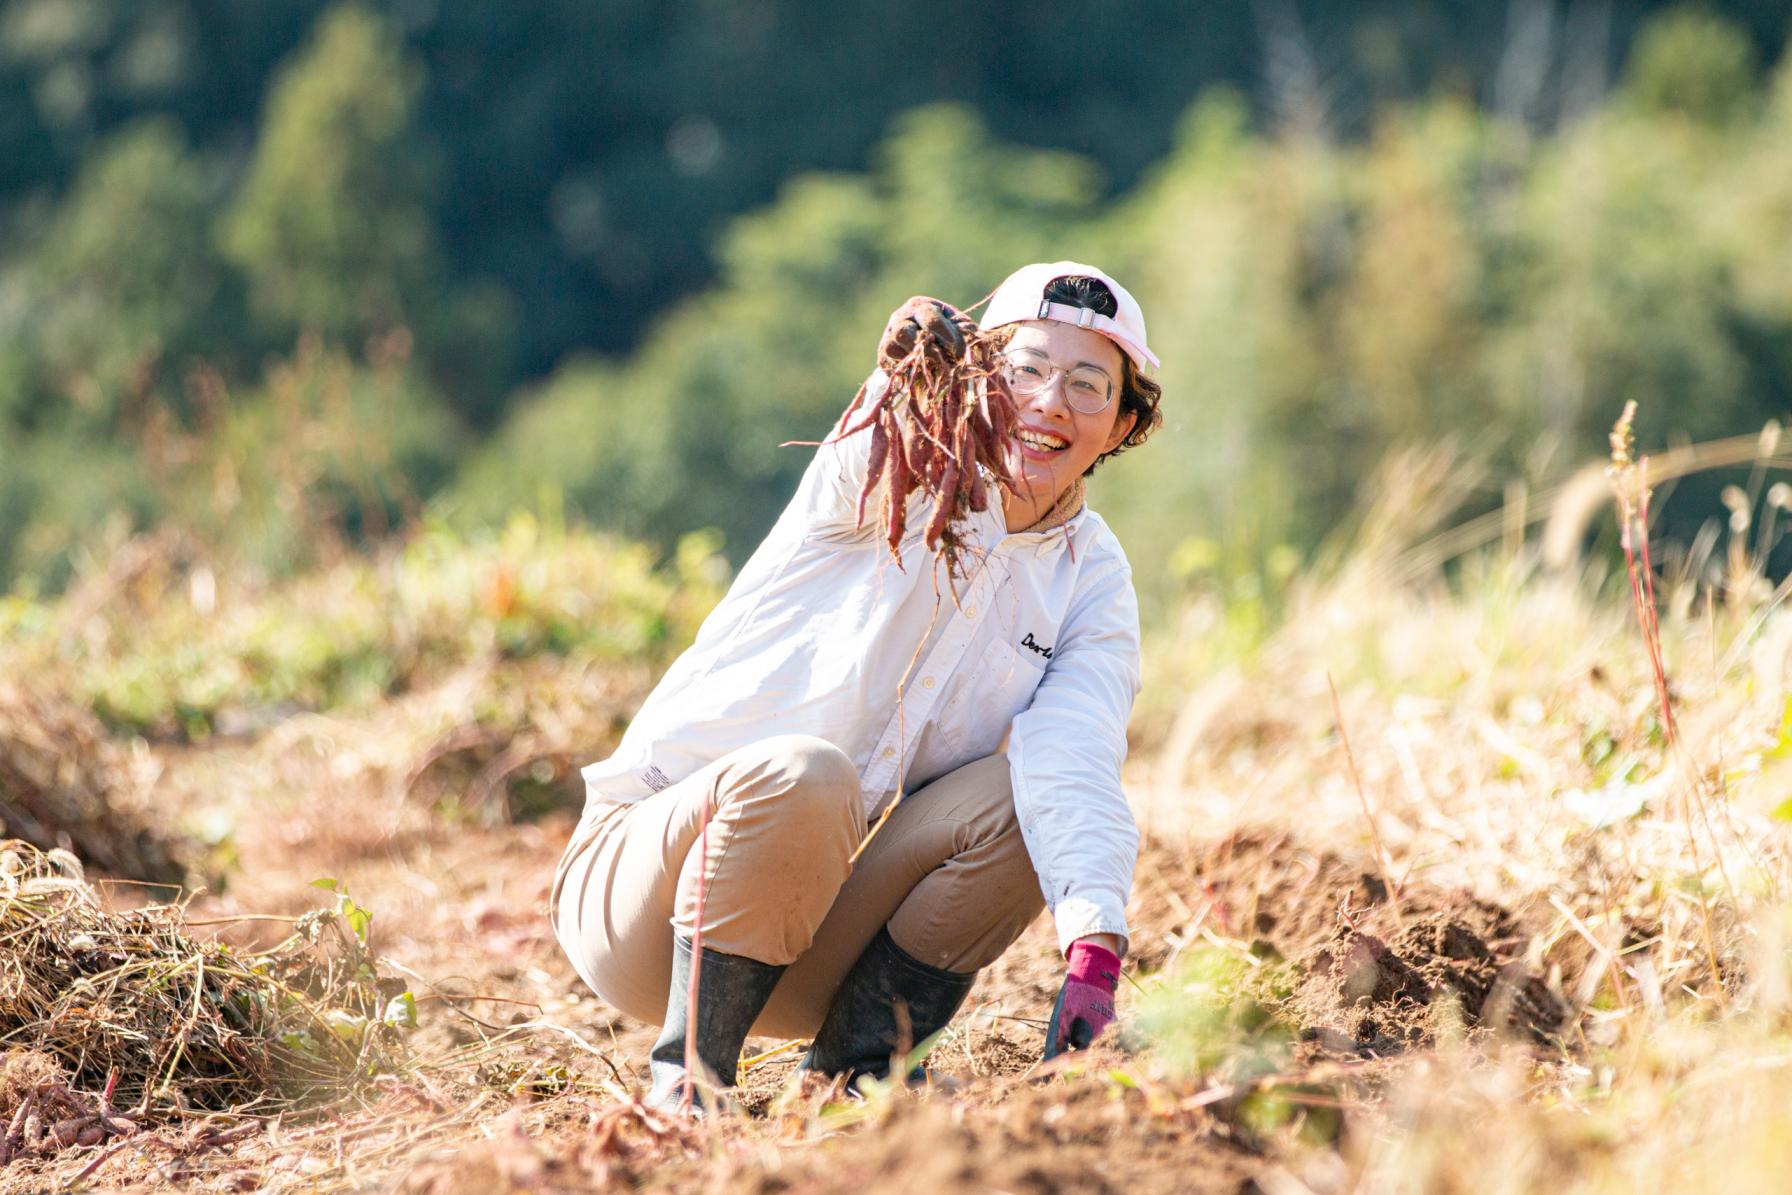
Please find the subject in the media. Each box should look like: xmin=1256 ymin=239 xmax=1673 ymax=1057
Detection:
xmin=1001 ymin=349 xmax=1115 ymax=415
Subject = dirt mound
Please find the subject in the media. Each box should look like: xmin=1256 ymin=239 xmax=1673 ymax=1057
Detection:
xmin=1288 ymin=913 xmax=1568 ymax=1054
xmin=1132 ymin=830 xmax=1568 ymax=1056
xmin=0 ymin=686 xmax=202 ymax=886
xmin=1129 ymin=830 xmax=1392 ymax=970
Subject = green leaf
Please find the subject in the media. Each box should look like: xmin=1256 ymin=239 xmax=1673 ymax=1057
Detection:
xmin=1769 ymin=797 xmax=1792 ymax=823
xmin=383 ymin=991 xmax=417 ymax=1029
xmin=337 ymin=894 xmax=371 ymax=943
xmin=310 ymin=877 xmax=339 ymax=892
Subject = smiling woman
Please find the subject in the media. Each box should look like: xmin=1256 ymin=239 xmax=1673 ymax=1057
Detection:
xmin=552 ymin=261 xmax=1165 ymax=1113
xmin=985 ymin=278 xmax=1163 ymax=529
xmin=1001 ymin=321 xmax=1130 ymax=527
xmin=1015 ymin=275 xmax=1165 ymax=467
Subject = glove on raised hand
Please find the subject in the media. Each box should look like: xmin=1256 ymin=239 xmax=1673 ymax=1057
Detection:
xmin=878 ymin=296 xmax=971 ymax=370
xmin=1044 ymin=939 xmax=1121 ymax=1059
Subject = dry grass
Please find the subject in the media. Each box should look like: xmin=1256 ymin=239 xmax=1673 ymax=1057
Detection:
xmin=0 ymin=839 xmax=412 ymax=1183
xmin=1125 ymin=432 xmax=1792 ymax=1193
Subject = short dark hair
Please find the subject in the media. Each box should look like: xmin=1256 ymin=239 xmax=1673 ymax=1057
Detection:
xmin=1038 ymin=275 xmax=1163 ymax=476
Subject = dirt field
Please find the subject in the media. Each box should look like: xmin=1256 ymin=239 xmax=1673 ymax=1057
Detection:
xmin=4 ymin=539 xmax=1791 ymax=1193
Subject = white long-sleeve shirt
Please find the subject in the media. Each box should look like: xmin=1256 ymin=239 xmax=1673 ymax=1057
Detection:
xmin=579 ymin=378 xmax=1143 ymax=953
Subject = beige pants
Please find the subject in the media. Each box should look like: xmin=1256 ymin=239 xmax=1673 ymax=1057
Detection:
xmin=551 ymin=735 xmax=1045 ymax=1038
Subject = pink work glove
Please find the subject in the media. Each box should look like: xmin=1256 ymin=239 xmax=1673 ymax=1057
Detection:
xmin=1044 ymin=939 xmax=1121 ymax=1059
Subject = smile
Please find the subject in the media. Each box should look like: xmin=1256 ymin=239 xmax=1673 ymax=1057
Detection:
xmin=1015 ymin=428 xmax=1071 ymax=455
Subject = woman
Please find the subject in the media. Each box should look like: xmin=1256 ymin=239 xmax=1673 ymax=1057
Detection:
xmin=552 ymin=261 xmax=1163 ymax=1109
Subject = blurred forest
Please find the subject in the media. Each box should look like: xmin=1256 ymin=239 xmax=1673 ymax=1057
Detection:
xmin=1 ymin=0 xmax=1790 ymax=610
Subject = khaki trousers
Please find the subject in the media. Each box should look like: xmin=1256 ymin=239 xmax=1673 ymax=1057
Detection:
xmin=551 ymin=735 xmax=1045 ymax=1038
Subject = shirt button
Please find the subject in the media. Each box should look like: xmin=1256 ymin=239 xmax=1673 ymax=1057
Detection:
xmin=921 ymin=676 xmax=936 ymax=689
xmin=964 ymin=605 xmax=978 ymax=619
xmin=881 ymin=747 xmax=895 ymax=759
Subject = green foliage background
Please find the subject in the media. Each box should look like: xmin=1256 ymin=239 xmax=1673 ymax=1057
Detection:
xmin=1 ymin=3 xmax=1790 ymax=609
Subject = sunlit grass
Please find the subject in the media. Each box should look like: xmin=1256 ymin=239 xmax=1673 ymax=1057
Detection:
xmin=0 ymin=514 xmax=727 ymax=739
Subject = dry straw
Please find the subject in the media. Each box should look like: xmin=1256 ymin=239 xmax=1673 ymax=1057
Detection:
xmin=0 ymin=840 xmax=411 ymax=1130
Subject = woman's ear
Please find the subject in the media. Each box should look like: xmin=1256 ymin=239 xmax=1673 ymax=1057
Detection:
xmin=1103 ymin=410 xmax=1138 ymax=454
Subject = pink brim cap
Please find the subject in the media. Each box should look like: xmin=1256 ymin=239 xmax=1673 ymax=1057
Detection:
xmin=977 ymin=260 xmax=1159 ymax=372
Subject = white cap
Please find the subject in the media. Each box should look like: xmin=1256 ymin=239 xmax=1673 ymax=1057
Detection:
xmin=977 ymin=260 xmax=1159 ymax=372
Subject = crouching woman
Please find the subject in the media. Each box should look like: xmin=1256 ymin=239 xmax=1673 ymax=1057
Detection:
xmin=552 ymin=261 xmax=1164 ymax=1109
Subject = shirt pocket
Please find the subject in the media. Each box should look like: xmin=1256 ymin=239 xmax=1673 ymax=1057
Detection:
xmin=936 ymin=637 xmax=1046 ymax=759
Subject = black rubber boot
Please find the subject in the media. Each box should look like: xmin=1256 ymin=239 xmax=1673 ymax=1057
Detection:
xmin=646 ymin=934 xmax=786 ymax=1114
xmin=799 ymin=926 xmax=977 ymax=1085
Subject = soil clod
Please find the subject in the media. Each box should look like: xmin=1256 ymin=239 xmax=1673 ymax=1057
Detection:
xmin=1289 ymin=913 xmax=1566 ymax=1053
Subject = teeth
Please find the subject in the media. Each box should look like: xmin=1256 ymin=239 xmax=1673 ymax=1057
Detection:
xmin=1017 ymin=430 xmax=1069 ymax=451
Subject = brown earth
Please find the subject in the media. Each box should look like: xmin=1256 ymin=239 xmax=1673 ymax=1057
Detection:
xmin=1128 ymin=829 xmax=1566 ymax=1054
xmin=0 ymin=735 xmax=1581 ymax=1193
xmin=0 ymin=685 xmax=202 ymax=886
xmin=1289 ymin=913 xmax=1568 ymax=1055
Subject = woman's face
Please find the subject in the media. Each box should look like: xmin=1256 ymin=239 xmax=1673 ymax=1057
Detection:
xmin=1001 ymin=319 xmax=1136 ymax=527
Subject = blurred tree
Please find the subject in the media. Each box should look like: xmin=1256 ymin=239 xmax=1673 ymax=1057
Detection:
xmin=219 ymin=2 xmax=513 ymax=422
xmin=1336 ymin=102 xmax=1497 ymax=441
xmin=1622 ymin=5 xmax=1760 ymax=125
xmin=1098 ymin=7 xmax=1791 ymax=605
xmin=0 ymin=0 xmax=326 ymax=204
xmin=448 ymin=105 xmax=1101 ymax=557
xmin=1084 ymin=91 xmax=1307 ymax=608
xmin=219 ymin=4 xmax=435 ymax=344
xmin=164 ymin=341 xmax=464 ymax=577
xmin=1720 ymin=45 xmax=1792 ymax=328
xmin=1499 ymin=5 xmax=1770 ymax=461
xmin=0 ymin=427 xmax=34 ymax=580
xmin=26 ymin=117 xmax=235 ymax=433
xmin=1 ymin=0 xmax=1788 ymax=412
xmin=1 ymin=428 xmax=154 ymax=590
xmin=1510 ymin=114 xmax=1747 ymax=449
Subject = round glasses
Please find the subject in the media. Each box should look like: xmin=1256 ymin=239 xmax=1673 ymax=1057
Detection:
xmin=1001 ymin=349 xmax=1115 ymax=415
